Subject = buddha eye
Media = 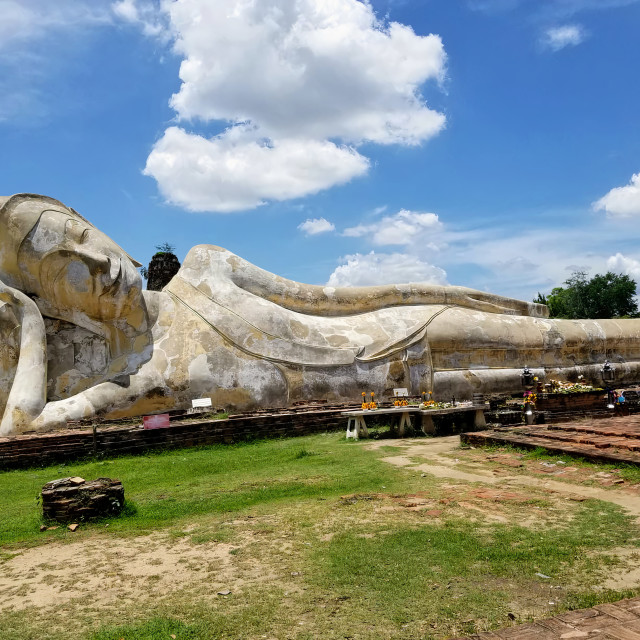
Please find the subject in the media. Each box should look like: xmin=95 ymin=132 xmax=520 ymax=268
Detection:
xmin=64 ymin=219 xmax=89 ymax=243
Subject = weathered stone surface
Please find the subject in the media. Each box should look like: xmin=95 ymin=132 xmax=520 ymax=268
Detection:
xmin=1 ymin=193 xmax=640 ymax=435
xmin=41 ymin=477 xmax=124 ymax=522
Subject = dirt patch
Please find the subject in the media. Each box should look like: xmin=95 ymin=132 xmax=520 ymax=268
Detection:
xmin=373 ymin=437 xmax=640 ymax=521
xmin=595 ymin=547 xmax=640 ymax=590
xmin=338 ymin=491 xmax=445 ymax=515
xmin=469 ymin=489 xmax=532 ymax=502
xmin=0 ymin=532 xmax=271 ymax=612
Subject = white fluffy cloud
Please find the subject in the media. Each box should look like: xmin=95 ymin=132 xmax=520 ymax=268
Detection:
xmin=326 ymin=206 xmax=640 ymax=299
xmin=593 ymin=173 xmax=640 ymax=218
xmin=607 ymin=253 xmax=640 ymax=280
xmin=327 ymin=252 xmax=448 ymax=287
xmin=343 ymin=209 xmax=443 ymax=246
xmin=542 ymin=24 xmax=586 ymax=51
xmin=298 ymin=217 xmax=336 ymax=236
xmin=167 ymin=0 xmax=446 ymax=144
xmin=143 ymin=0 xmax=447 ymax=212
xmin=144 ymin=126 xmax=368 ymax=212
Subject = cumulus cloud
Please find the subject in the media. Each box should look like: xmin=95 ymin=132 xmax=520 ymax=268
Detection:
xmin=593 ymin=173 xmax=640 ymax=218
xmin=142 ymin=0 xmax=447 ymax=212
xmin=298 ymin=217 xmax=336 ymax=236
xmin=144 ymin=126 xmax=368 ymax=212
xmin=607 ymin=253 xmax=640 ymax=280
xmin=430 ymin=215 xmax=640 ymax=302
xmin=327 ymin=252 xmax=448 ymax=287
xmin=541 ymin=24 xmax=586 ymax=50
xmin=166 ymin=0 xmax=446 ymax=144
xmin=326 ymin=204 xmax=640 ymax=299
xmin=343 ymin=209 xmax=443 ymax=246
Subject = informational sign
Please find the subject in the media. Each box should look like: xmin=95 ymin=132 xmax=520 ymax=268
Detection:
xmin=143 ymin=413 xmax=171 ymax=429
xmin=393 ymin=388 xmax=409 ymax=397
xmin=191 ymin=398 xmax=213 ymax=408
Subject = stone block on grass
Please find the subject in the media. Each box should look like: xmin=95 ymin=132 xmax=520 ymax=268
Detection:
xmin=41 ymin=477 xmax=124 ymax=523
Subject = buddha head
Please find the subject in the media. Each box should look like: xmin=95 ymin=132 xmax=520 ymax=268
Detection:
xmin=0 ymin=194 xmax=144 ymax=326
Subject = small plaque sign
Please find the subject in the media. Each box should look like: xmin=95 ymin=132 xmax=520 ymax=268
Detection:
xmin=192 ymin=397 xmax=213 ymax=409
xmin=393 ymin=388 xmax=409 ymax=397
xmin=143 ymin=413 xmax=170 ymax=429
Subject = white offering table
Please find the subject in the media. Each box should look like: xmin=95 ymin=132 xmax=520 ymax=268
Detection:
xmin=342 ymin=404 xmax=487 ymax=439
xmin=342 ymin=406 xmax=422 ymax=439
xmin=419 ymin=405 xmax=487 ymax=435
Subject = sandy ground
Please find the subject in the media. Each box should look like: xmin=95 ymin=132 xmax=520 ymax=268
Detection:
xmin=0 ymin=533 xmax=256 ymax=612
xmin=370 ymin=436 xmax=640 ymax=519
xmin=2 ymin=435 xmax=640 ymax=618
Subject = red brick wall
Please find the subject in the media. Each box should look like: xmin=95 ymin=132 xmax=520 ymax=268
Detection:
xmin=0 ymin=410 xmax=346 ymax=470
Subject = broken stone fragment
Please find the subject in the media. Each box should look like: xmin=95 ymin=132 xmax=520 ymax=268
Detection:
xmin=41 ymin=477 xmax=124 ymax=523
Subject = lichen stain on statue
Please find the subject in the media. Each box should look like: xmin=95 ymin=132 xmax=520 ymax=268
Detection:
xmin=1 ymin=193 xmax=640 ymax=435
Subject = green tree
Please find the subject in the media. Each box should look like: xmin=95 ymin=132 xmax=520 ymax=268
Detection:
xmin=540 ymin=271 xmax=638 ymax=319
xmin=154 ymin=242 xmax=176 ymax=254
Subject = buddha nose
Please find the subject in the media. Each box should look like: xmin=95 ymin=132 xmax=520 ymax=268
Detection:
xmin=81 ymin=250 xmax=119 ymax=286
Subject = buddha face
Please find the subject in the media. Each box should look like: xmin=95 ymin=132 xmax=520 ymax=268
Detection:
xmin=17 ymin=208 xmax=143 ymax=323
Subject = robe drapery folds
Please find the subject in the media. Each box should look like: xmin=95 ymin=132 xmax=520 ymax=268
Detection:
xmin=165 ymin=244 xmax=549 ymax=368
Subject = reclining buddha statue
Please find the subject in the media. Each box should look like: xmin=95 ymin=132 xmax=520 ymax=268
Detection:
xmin=1 ymin=193 xmax=639 ymax=434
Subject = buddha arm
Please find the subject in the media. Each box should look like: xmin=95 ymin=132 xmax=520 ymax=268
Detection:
xmin=202 ymin=246 xmax=548 ymax=318
xmin=28 ymin=362 xmax=165 ymax=431
xmin=28 ymin=292 xmax=173 ymax=432
xmin=0 ymin=283 xmax=48 ymax=435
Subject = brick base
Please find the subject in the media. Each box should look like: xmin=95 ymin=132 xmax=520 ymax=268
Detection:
xmin=453 ymin=596 xmax=640 ymax=639
xmin=462 ymin=415 xmax=640 ymax=465
xmin=0 ymin=409 xmax=348 ymax=470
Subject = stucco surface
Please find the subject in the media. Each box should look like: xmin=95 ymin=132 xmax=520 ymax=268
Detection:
xmin=1 ymin=193 xmax=639 ymax=435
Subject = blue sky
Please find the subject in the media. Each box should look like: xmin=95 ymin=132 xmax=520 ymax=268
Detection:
xmin=2 ymin=0 xmax=640 ymax=302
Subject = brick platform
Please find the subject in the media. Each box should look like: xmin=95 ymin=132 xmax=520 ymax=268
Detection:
xmin=462 ymin=415 xmax=640 ymax=465
xmin=0 ymin=408 xmax=350 ymax=470
xmin=453 ymin=597 xmax=640 ymax=639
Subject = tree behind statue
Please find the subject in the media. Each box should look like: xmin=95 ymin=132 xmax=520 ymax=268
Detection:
xmin=141 ymin=242 xmax=181 ymax=291
xmin=535 ymin=271 xmax=639 ymax=319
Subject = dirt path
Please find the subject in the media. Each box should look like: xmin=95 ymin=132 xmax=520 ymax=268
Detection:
xmin=0 ymin=531 xmax=272 ymax=613
xmin=371 ymin=436 xmax=640 ymax=519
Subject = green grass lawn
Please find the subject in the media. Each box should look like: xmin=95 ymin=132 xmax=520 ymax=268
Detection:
xmin=0 ymin=434 xmax=413 ymax=547
xmin=1 ymin=433 xmax=639 ymax=640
